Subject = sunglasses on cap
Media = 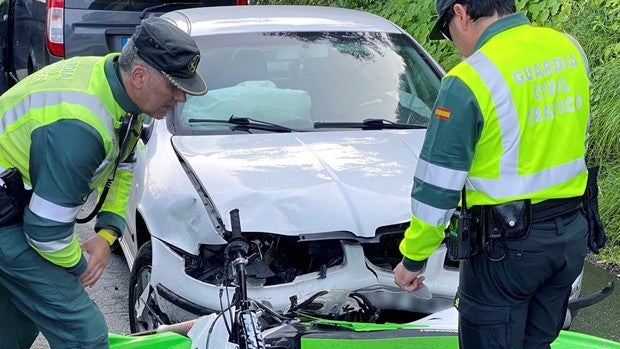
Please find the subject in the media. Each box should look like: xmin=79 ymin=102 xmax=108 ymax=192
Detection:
xmin=440 ymin=11 xmax=454 ymax=41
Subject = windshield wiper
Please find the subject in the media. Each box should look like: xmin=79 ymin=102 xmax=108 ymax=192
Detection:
xmin=314 ymin=118 xmax=426 ymax=130
xmin=188 ymin=116 xmax=296 ymax=133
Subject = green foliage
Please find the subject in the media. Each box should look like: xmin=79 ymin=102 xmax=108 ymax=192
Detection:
xmin=561 ymin=0 xmax=620 ymax=67
xmin=588 ymin=60 xmax=620 ymax=163
xmin=563 ymin=0 xmax=620 ymax=260
xmin=598 ymin=161 xmax=620 ymax=255
xmin=516 ymin=0 xmax=573 ymax=26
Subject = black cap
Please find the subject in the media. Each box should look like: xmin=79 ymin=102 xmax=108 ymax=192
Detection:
xmin=429 ymin=0 xmax=456 ymax=40
xmin=132 ymin=17 xmax=207 ymax=96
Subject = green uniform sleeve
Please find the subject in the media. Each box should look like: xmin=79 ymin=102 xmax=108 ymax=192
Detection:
xmin=399 ymin=76 xmax=483 ymax=263
xmin=419 ymin=76 xmax=482 ymax=170
xmin=25 ymin=119 xmax=106 ymax=275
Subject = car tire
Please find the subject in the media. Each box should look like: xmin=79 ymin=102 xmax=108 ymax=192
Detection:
xmin=128 ymin=241 xmax=160 ymax=333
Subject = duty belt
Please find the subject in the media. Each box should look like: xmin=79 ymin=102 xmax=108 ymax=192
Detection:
xmin=531 ymin=197 xmax=582 ymax=223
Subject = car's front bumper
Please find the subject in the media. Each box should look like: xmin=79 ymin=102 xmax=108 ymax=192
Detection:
xmin=148 ymin=237 xmax=460 ymax=323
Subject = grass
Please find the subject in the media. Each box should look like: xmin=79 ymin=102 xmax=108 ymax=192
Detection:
xmin=597 ymin=161 xmax=620 ymax=266
xmin=565 ymin=0 xmax=620 ymax=267
xmin=586 ymin=56 xmax=620 ymax=165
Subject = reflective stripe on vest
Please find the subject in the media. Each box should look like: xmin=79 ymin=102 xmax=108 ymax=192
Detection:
xmin=1 ymin=90 xmax=118 ymax=187
xmin=464 ymin=52 xmax=587 ymax=198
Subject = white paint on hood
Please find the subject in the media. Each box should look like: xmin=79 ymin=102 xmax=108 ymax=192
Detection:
xmin=171 ymin=129 xmax=426 ymax=238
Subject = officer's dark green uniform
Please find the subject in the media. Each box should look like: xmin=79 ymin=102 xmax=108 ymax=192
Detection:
xmin=0 ymin=53 xmax=143 ymax=348
xmin=399 ymin=3 xmax=591 ymax=349
xmin=0 ymin=17 xmax=206 ymax=348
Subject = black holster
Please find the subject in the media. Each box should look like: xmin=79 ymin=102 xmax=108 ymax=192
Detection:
xmin=481 ymin=199 xmax=532 ymax=242
xmin=476 ymin=200 xmax=532 ymax=262
xmin=0 ymin=168 xmax=32 ymax=227
xmin=583 ymin=166 xmax=606 ymax=254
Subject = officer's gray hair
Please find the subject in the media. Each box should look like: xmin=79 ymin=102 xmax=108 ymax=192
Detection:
xmin=118 ymin=39 xmax=158 ymax=75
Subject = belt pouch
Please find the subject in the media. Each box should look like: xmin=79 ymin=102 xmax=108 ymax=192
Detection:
xmin=484 ymin=200 xmax=532 ymax=241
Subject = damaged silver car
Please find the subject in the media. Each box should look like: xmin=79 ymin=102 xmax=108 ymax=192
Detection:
xmin=120 ymin=5 xmax=586 ymax=333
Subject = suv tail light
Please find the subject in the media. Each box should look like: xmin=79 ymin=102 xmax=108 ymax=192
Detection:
xmin=236 ymin=0 xmax=248 ymax=4
xmin=46 ymin=0 xmax=64 ymax=57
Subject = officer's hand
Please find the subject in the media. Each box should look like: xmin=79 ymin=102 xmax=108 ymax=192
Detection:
xmin=393 ymin=262 xmax=426 ymax=292
xmin=79 ymin=234 xmax=111 ymax=287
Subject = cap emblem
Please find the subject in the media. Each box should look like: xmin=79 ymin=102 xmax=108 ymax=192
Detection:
xmin=188 ymin=55 xmax=200 ymax=74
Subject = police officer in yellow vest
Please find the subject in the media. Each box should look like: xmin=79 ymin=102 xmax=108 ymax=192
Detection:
xmin=0 ymin=17 xmax=206 ymax=348
xmin=393 ymin=0 xmax=591 ymax=348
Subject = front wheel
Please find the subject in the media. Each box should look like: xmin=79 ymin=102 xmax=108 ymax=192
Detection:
xmin=237 ymin=310 xmax=266 ymax=349
xmin=128 ymin=241 xmax=163 ymax=332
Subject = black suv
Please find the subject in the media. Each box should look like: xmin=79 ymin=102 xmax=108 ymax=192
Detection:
xmin=0 ymin=0 xmax=251 ymax=94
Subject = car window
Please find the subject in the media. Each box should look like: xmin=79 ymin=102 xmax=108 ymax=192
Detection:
xmin=171 ymin=32 xmax=441 ymax=135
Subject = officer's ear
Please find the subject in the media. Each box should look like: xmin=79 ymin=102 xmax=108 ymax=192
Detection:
xmin=128 ymin=64 xmax=150 ymax=90
xmin=453 ymin=4 xmax=470 ymax=30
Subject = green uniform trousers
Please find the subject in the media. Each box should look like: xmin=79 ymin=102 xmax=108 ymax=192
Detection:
xmin=456 ymin=209 xmax=588 ymax=349
xmin=0 ymin=223 xmax=108 ymax=349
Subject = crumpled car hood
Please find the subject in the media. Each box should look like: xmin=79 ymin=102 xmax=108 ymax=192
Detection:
xmin=171 ymin=129 xmax=425 ymax=238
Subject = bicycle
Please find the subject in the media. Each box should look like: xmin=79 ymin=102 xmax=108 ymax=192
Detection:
xmin=112 ymin=208 xmax=267 ymax=349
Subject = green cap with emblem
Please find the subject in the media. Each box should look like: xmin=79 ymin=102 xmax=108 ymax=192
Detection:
xmin=131 ymin=17 xmax=207 ymax=96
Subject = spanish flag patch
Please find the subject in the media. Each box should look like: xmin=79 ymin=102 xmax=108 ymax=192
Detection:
xmin=434 ymin=106 xmax=451 ymax=119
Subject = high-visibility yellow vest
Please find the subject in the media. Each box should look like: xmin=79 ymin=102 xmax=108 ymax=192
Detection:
xmin=0 ymin=54 xmax=134 ymax=269
xmin=447 ymin=25 xmax=590 ymax=205
xmin=0 ymin=55 xmax=123 ymax=189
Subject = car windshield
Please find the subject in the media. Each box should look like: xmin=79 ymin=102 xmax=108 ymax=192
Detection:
xmin=169 ymin=31 xmax=441 ymax=135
